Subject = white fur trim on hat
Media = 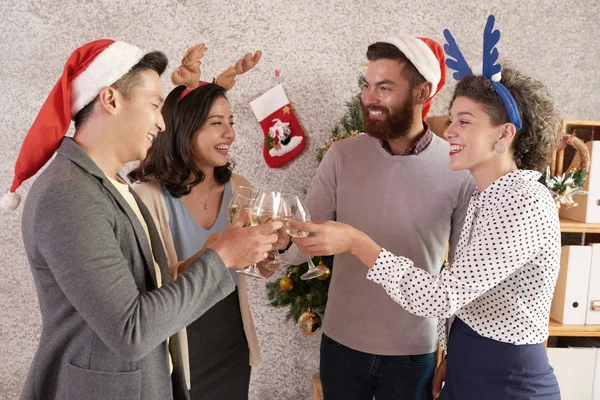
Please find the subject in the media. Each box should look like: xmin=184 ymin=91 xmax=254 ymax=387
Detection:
xmin=1 ymin=191 xmax=21 ymax=211
xmin=70 ymin=41 xmax=145 ymax=118
xmin=382 ymin=35 xmax=441 ymax=98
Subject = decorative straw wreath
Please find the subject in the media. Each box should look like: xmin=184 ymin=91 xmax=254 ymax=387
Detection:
xmin=539 ymin=133 xmax=590 ymax=209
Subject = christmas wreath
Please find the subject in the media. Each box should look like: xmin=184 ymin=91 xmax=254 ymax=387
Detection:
xmin=538 ymin=133 xmax=590 ymax=209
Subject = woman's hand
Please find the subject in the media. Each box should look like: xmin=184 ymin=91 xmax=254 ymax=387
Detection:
xmin=433 ymin=358 xmax=446 ymax=398
xmin=288 ymin=220 xmax=357 ymax=256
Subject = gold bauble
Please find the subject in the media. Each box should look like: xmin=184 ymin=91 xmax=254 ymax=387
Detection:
xmin=316 ymin=263 xmax=331 ymax=281
xmin=298 ymin=310 xmax=322 ymax=335
xmin=279 ymin=276 xmax=294 ymax=292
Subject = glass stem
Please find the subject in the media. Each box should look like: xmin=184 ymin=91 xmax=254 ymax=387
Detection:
xmin=272 ymin=250 xmax=281 ymax=262
xmin=306 ymin=255 xmax=317 ymax=269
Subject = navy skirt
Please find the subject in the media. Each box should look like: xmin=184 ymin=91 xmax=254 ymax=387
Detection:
xmin=439 ymin=318 xmax=560 ymax=400
xmin=187 ymin=288 xmax=251 ymax=400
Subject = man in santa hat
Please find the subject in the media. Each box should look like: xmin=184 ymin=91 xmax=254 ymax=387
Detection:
xmin=8 ymin=40 xmax=281 ymax=400
xmin=285 ymin=36 xmax=476 ymax=399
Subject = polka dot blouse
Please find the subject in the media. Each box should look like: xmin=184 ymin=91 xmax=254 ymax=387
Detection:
xmin=366 ymin=170 xmax=561 ymax=350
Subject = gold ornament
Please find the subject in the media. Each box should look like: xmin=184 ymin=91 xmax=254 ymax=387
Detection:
xmin=298 ymin=309 xmax=322 ymax=335
xmin=316 ymin=263 xmax=331 ymax=281
xmin=279 ymin=275 xmax=294 ymax=292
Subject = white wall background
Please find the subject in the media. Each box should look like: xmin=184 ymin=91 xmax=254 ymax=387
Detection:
xmin=1 ymin=0 xmax=599 ymax=398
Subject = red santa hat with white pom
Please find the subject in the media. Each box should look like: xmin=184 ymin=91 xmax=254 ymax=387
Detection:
xmin=1 ymin=39 xmax=145 ymax=211
xmin=380 ymin=35 xmax=446 ymax=119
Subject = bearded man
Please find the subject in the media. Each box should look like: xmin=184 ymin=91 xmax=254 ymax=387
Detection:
xmin=284 ymin=36 xmax=475 ymax=400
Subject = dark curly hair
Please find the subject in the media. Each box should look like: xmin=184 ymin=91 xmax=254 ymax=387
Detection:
xmin=128 ymin=83 xmax=233 ymax=197
xmin=450 ymin=67 xmax=561 ymax=171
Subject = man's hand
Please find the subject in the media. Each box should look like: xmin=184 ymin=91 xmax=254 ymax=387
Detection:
xmin=208 ymin=213 xmax=282 ymax=269
xmin=204 ymin=233 xmax=220 ymax=249
xmin=433 ymin=359 xmax=446 ymax=398
xmin=288 ymin=220 xmax=357 ymax=256
xmin=256 ymin=253 xmax=281 ymax=279
xmin=176 ymin=232 xmax=221 ymax=275
xmin=273 ymin=226 xmax=291 ymax=251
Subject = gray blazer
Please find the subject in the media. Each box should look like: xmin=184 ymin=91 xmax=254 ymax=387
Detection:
xmin=20 ymin=138 xmax=235 ymax=400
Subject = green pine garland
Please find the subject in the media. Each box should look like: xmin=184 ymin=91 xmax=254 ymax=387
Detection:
xmin=265 ymin=256 xmax=334 ymax=321
xmin=538 ymin=165 xmax=588 ymax=207
xmin=573 ymin=168 xmax=587 ymax=188
xmin=338 ymin=77 xmax=365 ymax=134
xmin=316 ymin=76 xmax=366 ymax=161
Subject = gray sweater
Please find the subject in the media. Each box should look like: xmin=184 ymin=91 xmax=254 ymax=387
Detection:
xmin=306 ymin=133 xmax=474 ymax=355
xmin=20 ymin=138 xmax=234 ymax=400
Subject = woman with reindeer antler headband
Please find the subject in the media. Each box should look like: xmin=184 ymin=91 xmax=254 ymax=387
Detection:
xmin=290 ymin=16 xmax=562 ymax=399
xmin=129 ymin=44 xmax=285 ymax=400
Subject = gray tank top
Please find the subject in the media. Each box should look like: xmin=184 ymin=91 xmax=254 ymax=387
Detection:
xmin=163 ymin=181 xmax=238 ymax=285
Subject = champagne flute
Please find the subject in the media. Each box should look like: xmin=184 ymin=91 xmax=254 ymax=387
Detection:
xmin=280 ymin=196 xmax=326 ymax=280
xmin=247 ymin=190 xmax=285 ymax=279
xmin=228 ymin=186 xmax=260 ymax=224
xmin=254 ymin=191 xmax=291 ymax=270
xmin=228 ymin=186 xmax=262 ymax=278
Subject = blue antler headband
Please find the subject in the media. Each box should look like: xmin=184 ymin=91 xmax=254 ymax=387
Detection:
xmin=443 ymin=15 xmax=522 ymax=130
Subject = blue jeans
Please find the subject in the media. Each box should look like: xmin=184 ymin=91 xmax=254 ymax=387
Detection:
xmin=320 ymin=333 xmax=436 ymax=400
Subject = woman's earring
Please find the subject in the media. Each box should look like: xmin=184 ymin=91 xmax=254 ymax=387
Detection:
xmin=494 ymin=143 xmax=507 ymax=154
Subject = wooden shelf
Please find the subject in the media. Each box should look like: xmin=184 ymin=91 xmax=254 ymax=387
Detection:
xmin=562 ymin=120 xmax=600 ymax=128
xmin=549 ymin=319 xmax=600 ymax=337
xmin=549 ymin=215 xmax=600 ymax=339
xmin=560 ymin=217 xmax=600 ymax=233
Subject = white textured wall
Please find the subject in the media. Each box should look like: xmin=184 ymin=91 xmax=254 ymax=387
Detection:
xmin=1 ymin=1 xmax=599 ymax=398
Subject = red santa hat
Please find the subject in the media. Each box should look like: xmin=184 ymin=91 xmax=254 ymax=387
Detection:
xmin=2 ymin=39 xmax=145 ymax=211
xmin=381 ymin=35 xmax=446 ymax=119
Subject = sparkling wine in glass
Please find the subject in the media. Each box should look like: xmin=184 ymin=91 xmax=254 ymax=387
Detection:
xmin=280 ymin=196 xmax=326 ymax=280
xmin=253 ymin=191 xmax=292 ymax=270
xmin=247 ymin=191 xmax=284 ymax=278
xmin=228 ymin=186 xmax=260 ymax=224
xmin=228 ymin=186 xmax=263 ymax=279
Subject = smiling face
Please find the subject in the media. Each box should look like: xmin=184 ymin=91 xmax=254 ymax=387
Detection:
xmin=115 ymin=69 xmax=166 ymax=162
xmin=361 ymin=58 xmax=416 ymax=140
xmin=191 ymin=96 xmax=235 ymax=170
xmin=444 ymin=96 xmax=512 ymax=174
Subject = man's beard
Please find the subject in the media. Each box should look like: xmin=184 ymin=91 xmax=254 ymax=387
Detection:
xmin=363 ymin=98 xmax=415 ymax=141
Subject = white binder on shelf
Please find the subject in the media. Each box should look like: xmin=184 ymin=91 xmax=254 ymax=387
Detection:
xmin=594 ymin=346 xmax=600 ymax=400
xmin=551 ymin=245 xmax=593 ymax=324
xmin=586 ymin=244 xmax=600 ymax=324
xmin=560 ymin=141 xmax=600 ymax=223
xmin=547 ymin=346 xmax=596 ymax=399
xmin=548 ymin=337 xmax=600 ymax=400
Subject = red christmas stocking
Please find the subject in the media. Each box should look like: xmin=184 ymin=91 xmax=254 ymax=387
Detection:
xmin=249 ymin=84 xmax=305 ymax=168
